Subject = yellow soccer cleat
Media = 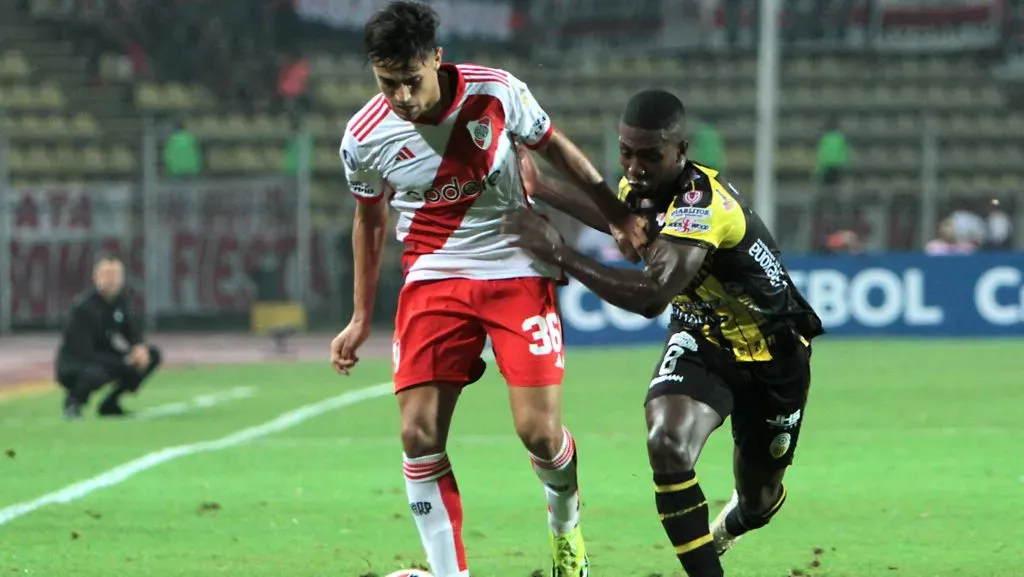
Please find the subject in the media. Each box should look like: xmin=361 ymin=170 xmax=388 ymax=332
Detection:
xmin=550 ymin=524 xmax=590 ymax=577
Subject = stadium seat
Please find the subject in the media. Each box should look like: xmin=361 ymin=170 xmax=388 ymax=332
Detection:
xmin=2 ymin=84 xmax=32 ymax=110
xmin=136 ymin=84 xmax=163 ymax=111
xmin=7 ymin=147 xmax=26 ymax=173
xmin=55 ymin=146 xmax=78 ymax=172
xmin=37 ymin=82 xmax=65 ymax=109
xmin=206 ymin=146 xmax=232 ymax=173
xmin=0 ymin=51 xmax=30 ymax=79
xmin=193 ymin=115 xmax=221 ymax=138
xmin=71 ymin=113 xmax=101 ymax=136
xmin=336 ymin=54 xmax=365 ymax=75
xmin=222 ymin=114 xmax=252 ymax=139
xmin=192 ymin=85 xmax=216 ymax=108
xmin=311 ymin=54 xmax=336 ymax=77
xmin=315 ymin=147 xmax=341 ymax=173
xmin=25 ymin=145 xmax=55 ymax=173
xmin=164 ymin=83 xmax=194 ymax=110
xmin=235 ymin=146 xmax=263 ymax=172
xmin=109 ymin=145 xmax=136 ymax=173
xmin=81 ymin=146 xmax=108 ymax=174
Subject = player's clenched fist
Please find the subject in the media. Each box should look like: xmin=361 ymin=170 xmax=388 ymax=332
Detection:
xmin=331 ymin=321 xmax=370 ymax=376
xmin=610 ymin=213 xmax=648 ymax=263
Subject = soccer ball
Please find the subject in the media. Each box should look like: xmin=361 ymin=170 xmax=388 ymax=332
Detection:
xmin=384 ymin=571 xmax=434 ymax=577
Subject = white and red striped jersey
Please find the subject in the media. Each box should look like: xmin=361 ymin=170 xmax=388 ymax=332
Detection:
xmin=340 ymin=63 xmax=559 ymax=283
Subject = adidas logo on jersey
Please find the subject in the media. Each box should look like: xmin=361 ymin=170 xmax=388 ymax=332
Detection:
xmin=394 ymin=146 xmax=416 ymax=163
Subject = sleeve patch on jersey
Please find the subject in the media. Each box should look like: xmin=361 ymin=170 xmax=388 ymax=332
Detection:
xmin=525 ymin=121 xmax=553 ymax=149
xmin=350 ymin=181 xmax=376 ymax=197
xmin=342 ymin=149 xmax=358 ymax=172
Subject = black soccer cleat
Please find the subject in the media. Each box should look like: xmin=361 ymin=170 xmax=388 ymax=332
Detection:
xmin=97 ymin=401 xmax=131 ymax=418
xmin=63 ymin=396 xmax=83 ymax=420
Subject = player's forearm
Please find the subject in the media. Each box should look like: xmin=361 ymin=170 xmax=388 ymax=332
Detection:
xmin=530 ymin=175 xmax=610 ymax=234
xmin=551 ymin=246 xmax=668 ymax=319
xmin=350 ymin=202 xmax=388 ymax=326
xmin=539 ymin=131 xmax=631 ymax=224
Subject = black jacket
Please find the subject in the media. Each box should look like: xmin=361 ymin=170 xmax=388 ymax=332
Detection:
xmin=57 ymin=289 xmax=143 ymax=365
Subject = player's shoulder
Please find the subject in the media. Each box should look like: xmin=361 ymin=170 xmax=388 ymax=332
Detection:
xmin=457 ymin=63 xmax=517 ymax=87
xmin=688 ymin=163 xmax=747 ymax=210
xmin=343 ymin=94 xmax=394 ymax=147
xmin=69 ymin=289 xmax=98 ymax=312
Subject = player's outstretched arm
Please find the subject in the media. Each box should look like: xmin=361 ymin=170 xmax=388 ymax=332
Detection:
xmin=506 ymin=73 xmax=644 ymax=259
xmin=534 ymin=131 xmax=647 ymax=261
xmin=503 ymin=209 xmax=705 ymax=318
xmin=534 ymin=131 xmax=628 ymax=223
xmin=331 ymin=199 xmax=388 ymax=375
xmin=518 ymin=145 xmax=610 ymax=233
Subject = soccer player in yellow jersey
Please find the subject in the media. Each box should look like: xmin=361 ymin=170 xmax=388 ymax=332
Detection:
xmin=504 ymin=89 xmax=825 ymax=577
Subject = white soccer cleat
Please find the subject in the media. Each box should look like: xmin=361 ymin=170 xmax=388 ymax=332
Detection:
xmin=710 ymin=490 xmax=742 ymax=557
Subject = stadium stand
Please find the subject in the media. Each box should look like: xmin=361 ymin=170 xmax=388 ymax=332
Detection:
xmin=2 ymin=0 xmax=1021 ymax=251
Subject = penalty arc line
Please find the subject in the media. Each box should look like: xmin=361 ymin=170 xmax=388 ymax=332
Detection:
xmin=0 ymin=382 xmax=393 ymax=527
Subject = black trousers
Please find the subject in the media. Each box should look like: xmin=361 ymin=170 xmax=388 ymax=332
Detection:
xmin=57 ymin=345 xmax=162 ymax=404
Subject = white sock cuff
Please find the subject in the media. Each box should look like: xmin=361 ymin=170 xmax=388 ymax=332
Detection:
xmin=530 ymin=427 xmax=575 ymax=470
xmin=403 ymin=452 xmax=452 ymax=483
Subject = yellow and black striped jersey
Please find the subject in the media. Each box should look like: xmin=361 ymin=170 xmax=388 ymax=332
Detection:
xmin=617 ymin=162 xmax=824 ymax=362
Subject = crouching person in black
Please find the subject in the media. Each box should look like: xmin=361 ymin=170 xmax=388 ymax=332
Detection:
xmin=56 ymin=252 xmax=162 ymax=419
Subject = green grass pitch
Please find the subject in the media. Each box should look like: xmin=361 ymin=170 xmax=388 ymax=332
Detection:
xmin=1 ymin=340 xmax=1022 ymax=576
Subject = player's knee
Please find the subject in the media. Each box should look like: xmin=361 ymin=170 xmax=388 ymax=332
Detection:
xmin=513 ymin=413 xmax=561 ymax=459
xmin=646 ymin=424 xmax=699 ymax=473
xmin=400 ymin=418 xmax=444 ymax=458
xmin=79 ymin=367 xmax=110 ymax=390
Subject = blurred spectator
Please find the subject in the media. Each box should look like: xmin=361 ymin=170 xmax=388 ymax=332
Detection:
xmin=826 ymin=229 xmax=862 ymax=254
xmin=277 ymin=50 xmax=311 ymax=114
xmin=163 ymin=121 xmax=203 ymax=179
xmin=925 ymin=217 xmax=977 ymax=255
xmin=814 ymin=117 xmax=850 ymax=190
xmin=948 ymin=202 xmax=987 ymax=248
xmin=695 ymin=0 xmax=721 ymax=49
xmin=690 ymin=119 xmax=726 ymax=171
xmin=984 ymin=200 xmax=1014 ymax=250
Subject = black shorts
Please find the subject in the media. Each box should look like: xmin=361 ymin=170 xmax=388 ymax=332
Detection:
xmin=645 ymin=328 xmax=812 ymax=469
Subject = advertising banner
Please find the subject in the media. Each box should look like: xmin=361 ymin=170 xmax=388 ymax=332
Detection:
xmin=559 ymin=252 xmax=1024 ymax=346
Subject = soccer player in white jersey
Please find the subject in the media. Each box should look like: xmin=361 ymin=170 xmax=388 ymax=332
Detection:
xmin=328 ymin=2 xmax=646 ymax=576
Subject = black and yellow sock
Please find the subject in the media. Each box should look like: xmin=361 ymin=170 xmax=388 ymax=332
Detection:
xmin=654 ymin=471 xmax=723 ymax=577
xmin=724 ymin=484 xmax=788 ymax=538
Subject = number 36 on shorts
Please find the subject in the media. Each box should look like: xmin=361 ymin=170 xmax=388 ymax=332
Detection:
xmin=522 ymin=312 xmax=563 ymax=356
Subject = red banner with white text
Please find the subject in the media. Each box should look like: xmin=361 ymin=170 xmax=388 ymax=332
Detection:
xmin=4 ymin=180 xmax=344 ymax=329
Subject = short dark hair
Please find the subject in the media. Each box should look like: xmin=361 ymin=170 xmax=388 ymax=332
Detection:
xmin=621 ymin=89 xmax=686 ymax=132
xmin=363 ymin=1 xmax=440 ymax=67
xmin=94 ymin=250 xmax=122 ymax=265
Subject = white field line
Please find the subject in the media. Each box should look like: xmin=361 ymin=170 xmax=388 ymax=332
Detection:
xmin=0 ymin=382 xmax=393 ymax=527
xmin=136 ymin=386 xmax=258 ymax=419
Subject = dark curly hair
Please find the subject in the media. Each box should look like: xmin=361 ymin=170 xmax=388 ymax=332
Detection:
xmin=364 ymin=1 xmax=440 ymax=67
